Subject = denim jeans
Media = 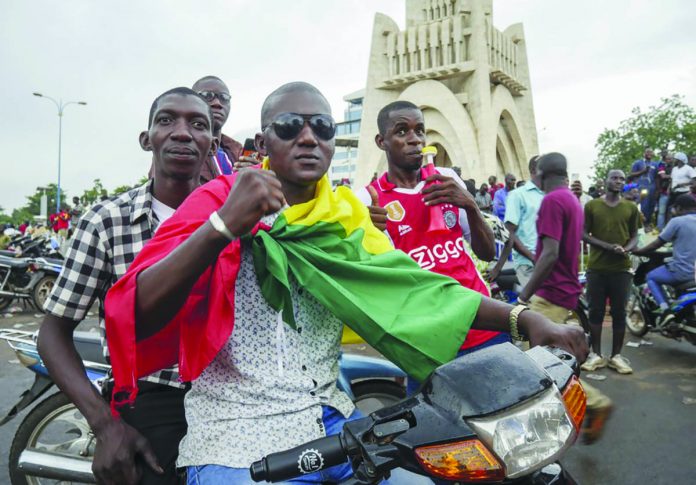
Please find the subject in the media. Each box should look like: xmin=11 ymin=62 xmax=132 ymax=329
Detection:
xmin=186 ymin=406 xmax=433 ymax=484
xmin=656 ymin=194 xmax=669 ymax=230
xmin=640 ymin=188 xmax=656 ymax=225
xmin=647 ymin=264 xmax=687 ymax=308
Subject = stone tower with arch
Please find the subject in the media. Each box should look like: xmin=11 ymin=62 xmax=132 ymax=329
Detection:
xmin=353 ymin=0 xmax=538 ymax=186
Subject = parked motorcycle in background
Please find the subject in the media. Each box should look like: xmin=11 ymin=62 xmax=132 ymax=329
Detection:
xmin=626 ymin=252 xmax=696 ymax=345
xmin=0 ymin=256 xmax=62 ymax=313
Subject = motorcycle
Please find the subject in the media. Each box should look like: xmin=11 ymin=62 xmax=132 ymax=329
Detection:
xmin=0 ymin=329 xmax=406 ymax=484
xmin=1 ymin=234 xmax=63 ymax=260
xmin=489 ymin=261 xmax=590 ymax=332
xmin=0 ymin=256 xmax=63 ymax=313
xmin=626 ymin=251 xmax=696 ymax=344
xmin=250 ymin=343 xmax=586 ymax=484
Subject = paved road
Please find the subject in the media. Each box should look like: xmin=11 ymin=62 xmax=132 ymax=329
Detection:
xmin=1 ymin=308 xmax=695 ymax=484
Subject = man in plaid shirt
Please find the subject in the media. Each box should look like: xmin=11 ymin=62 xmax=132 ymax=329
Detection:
xmin=37 ymin=86 xmax=218 ymax=485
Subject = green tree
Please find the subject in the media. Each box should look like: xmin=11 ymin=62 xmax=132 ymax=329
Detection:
xmin=24 ymin=183 xmax=67 ymax=216
xmin=81 ymin=179 xmax=108 ymax=205
xmin=593 ymin=95 xmax=696 ymax=182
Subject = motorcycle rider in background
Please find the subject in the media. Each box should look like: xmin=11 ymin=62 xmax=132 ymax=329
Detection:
xmin=632 ymin=194 xmax=696 ymax=315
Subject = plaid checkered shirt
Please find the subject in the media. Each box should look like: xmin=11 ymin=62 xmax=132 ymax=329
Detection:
xmin=44 ymin=180 xmax=183 ymax=388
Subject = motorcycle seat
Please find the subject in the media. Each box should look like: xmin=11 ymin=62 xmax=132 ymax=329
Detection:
xmin=675 ymin=280 xmax=696 ymax=291
xmin=0 ymin=256 xmax=30 ymax=269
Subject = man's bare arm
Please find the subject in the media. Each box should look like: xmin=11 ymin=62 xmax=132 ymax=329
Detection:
xmin=38 ymin=317 xmax=161 ymax=484
xmin=518 ymin=237 xmax=559 ymax=303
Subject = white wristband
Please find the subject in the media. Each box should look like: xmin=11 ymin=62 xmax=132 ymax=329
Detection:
xmin=208 ymin=211 xmax=236 ymax=241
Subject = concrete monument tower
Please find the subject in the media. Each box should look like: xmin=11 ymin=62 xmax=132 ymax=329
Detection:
xmin=353 ymin=0 xmax=538 ymax=185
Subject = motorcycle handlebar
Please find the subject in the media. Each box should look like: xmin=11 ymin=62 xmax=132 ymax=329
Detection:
xmin=249 ymin=433 xmax=347 ymax=483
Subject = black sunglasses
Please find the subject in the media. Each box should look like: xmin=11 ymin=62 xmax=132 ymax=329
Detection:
xmin=197 ymin=91 xmax=231 ymax=103
xmin=264 ymin=113 xmax=336 ymax=141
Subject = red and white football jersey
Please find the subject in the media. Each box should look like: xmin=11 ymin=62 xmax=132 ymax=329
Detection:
xmin=356 ymin=167 xmax=500 ymax=350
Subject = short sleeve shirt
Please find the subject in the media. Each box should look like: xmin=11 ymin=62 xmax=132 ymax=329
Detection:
xmin=504 ymin=181 xmax=543 ymax=268
xmin=44 ymin=181 xmax=183 ymax=387
xmin=535 ymin=187 xmax=583 ymax=310
xmin=659 ymin=213 xmax=696 ymax=281
xmin=584 ymin=198 xmax=641 ymax=272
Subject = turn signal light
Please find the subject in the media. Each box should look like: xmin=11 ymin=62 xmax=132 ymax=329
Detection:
xmin=562 ymin=376 xmax=587 ymax=432
xmin=414 ymin=439 xmax=505 ymax=482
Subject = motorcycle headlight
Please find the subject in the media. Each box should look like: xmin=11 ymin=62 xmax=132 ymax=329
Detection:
xmin=467 ymin=387 xmax=575 ymax=479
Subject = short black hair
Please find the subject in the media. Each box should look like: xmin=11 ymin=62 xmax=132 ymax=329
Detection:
xmin=675 ymin=193 xmax=696 ymax=210
xmin=528 ymin=155 xmax=540 ymax=174
xmin=260 ymin=82 xmax=329 ymax=127
xmin=147 ymin=87 xmax=212 ymax=128
xmin=377 ymin=101 xmax=420 ymax=135
xmin=537 ymin=152 xmax=568 ymax=178
xmin=192 ymin=75 xmax=225 ymax=89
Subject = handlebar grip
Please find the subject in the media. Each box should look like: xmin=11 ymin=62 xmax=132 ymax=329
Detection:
xmin=249 ymin=434 xmax=347 ymax=483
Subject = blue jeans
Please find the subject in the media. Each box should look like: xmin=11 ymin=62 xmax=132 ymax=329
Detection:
xmin=647 ymin=265 xmax=686 ymax=308
xmin=640 ymin=188 xmax=656 ymax=225
xmin=657 ymin=194 xmax=669 ymax=230
xmin=186 ymin=406 xmax=433 ymax=484
xmin=406 ymin=333 xmax=512 ymax=395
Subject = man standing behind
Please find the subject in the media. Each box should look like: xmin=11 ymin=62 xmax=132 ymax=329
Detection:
xmin=629 ymin=148 xmax=658 ymax=230
xmin=670 ymin=152 xmax=696 ymax=206
xmin=517 ymin=152 xmax=612 ymax=444
xmin=655 ymin=153 xmax=673 ymax=230
xmin=357 ymin=101 xmax=505 ymax=369
xmin=475 ymin=183 xmax=492 ymax=212
xmin=583 ymin=169 xmax=641 ymax=374
xmin=492 ymin=173 xmax=516 ymax=220
xmin=38 ymin=87 xmax=218 ymax=485
xmin=489 ymin=156 xmax=543 ymax=289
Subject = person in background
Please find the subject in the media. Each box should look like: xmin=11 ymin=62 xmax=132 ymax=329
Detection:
xmin=18 ymin=220 xmax=30 ymax=235
xmin=49 ymin=207 xmax=70 ymax=239
xmin=633 ymin=195 xmax=696 ymax=315
xmin=488 ymin=175 xmax=503 ymax=198
xmin=492 ymin=173 xmax=516 ymax=220
xmin=669 ymin=152 xmax=696 ymax=207
xmin=583 ymin=169 xmax=641 ymax=375
xmin=357 ymin=100 xmax=503 ymax=382
xmin=489 ymin=156 xmax=543 ymax=290
xmin=69 ymin=196 xmax=84 ymax=237
xmin=571 ymin=179 xmax=592 ymax=206
xmin=629 ymin=148 xmax=658 ymax=231
xmin=515 ymin=152 xmax=612 ymax=444
xmin=475 ymin=183 xmax=492 ymax=212
xmin=689 ymin=154 xmax=696 ymax=169
xmin=690 ymin=176 xmax=696 ymax=201
xmin=655 ymin=153 xmax=673 ymax=230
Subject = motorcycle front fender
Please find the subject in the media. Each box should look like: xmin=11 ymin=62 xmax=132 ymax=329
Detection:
xmin=0 ymin=373 xmax=54 ymax=426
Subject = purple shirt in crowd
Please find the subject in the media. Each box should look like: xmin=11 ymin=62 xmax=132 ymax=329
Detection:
xmin=535 ymin=186 xmax=583 ymax=310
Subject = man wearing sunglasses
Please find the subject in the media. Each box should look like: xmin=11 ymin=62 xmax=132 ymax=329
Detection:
xmin=106 ymin=82 xmax=587 ymax=484
xmin=193 ymin=76 xmax=260 ymax=180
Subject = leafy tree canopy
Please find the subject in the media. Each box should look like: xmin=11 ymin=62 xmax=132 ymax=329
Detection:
xmin=593 ymin=95 xmax=696 ymax=182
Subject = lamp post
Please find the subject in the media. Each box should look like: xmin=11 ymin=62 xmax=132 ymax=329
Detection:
xmin=33 ymin=93 xmax=87 ymax=213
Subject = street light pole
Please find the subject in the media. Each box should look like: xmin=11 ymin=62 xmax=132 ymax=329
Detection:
xmin=33 ymin=93 xmax=87 ymax=213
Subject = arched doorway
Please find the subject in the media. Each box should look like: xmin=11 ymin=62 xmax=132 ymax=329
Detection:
xmin=431 ymin=142 xmax=452 ymax=167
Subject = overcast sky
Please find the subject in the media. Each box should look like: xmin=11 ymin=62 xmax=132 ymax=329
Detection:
xmin=2 ymin=0 xmax=695 ymax=212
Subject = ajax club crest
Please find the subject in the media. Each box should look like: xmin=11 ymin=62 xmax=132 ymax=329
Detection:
xmin=443 ymin=210 xmax=457 ymax=229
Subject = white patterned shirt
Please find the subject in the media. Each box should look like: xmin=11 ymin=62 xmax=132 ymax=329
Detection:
xmin=177 ymin=214 xmax=355 ymax=468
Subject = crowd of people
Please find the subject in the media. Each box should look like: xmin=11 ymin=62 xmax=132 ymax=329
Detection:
xmin=26 ymin=75 xmax=694 ymax=485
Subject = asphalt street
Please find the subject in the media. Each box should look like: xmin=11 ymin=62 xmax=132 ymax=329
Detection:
xmin=0 ymin=307 xmax=695 ymax=485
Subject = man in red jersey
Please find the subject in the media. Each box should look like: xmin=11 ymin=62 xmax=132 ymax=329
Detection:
xmin=356 ymin=101 xmax=505 ymax=391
